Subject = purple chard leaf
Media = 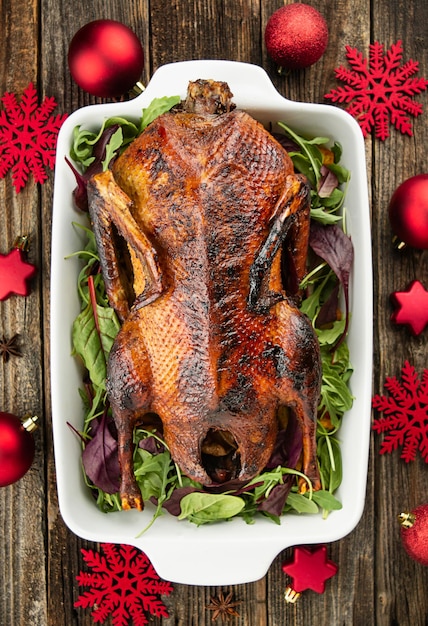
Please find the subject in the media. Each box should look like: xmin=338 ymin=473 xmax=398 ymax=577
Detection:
xmin=161 ymin=486 xmax=199 ymax=516
xmin=309 ymin=221 xmax=354 ymax=348
xmin=265 ymin=412 xmax=302 ymax=470
xmin=259 ymin=414 xmax=303 ymax=517
xmin=257 ymin=482 xmax=292 ymax=517
xmin=318 ymin=164 xmax=339 ymax=198
xmin=67 ymin=125 xmax=120 ymax=212
xmin=82 ymin=409 xmax=120 ymax=494
xmin=138 ymin=433 xmax=166 ymax=455
xmin=316 ymin=281 xmax=340 ymax=328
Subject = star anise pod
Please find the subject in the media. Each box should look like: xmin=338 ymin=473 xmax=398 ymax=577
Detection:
xmin=0 ymin=334 xmax=22 ymax=362
xmin=206 ymin=590 xmax=242 ymax=621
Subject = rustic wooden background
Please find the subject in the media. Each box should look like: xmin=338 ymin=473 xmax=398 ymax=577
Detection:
xmin=1 ymin=0 xmax=428 ymax=624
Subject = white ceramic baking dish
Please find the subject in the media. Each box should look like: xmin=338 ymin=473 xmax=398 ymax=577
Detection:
xmin=51 ymin=60 xmax=372 ymax=585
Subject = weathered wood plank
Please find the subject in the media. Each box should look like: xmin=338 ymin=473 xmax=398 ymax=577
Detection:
xmin=149 ymin=0 xmax=263 ymax=72
xmin=0 ymin=0 xmax=48 ymax=623
xmin=371 ymin=2 xmax=428 ymax=624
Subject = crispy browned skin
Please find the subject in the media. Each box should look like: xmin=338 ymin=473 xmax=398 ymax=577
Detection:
xmin=87 ymin=80 xmax=322 ymax=510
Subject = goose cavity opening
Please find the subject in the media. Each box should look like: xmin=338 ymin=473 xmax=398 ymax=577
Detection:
xmin=201 ymin=428 xmax=240 ymax=483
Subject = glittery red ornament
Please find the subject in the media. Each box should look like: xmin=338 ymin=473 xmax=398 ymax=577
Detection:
xmin=282 ymin=545 xmax=338 ymax=602
xmin=388 ymin=174 xmax=428 ymax=249
xmin=75 ymin=543 xmax=173 ymax=623
xmin=265 ymin=3 xmax=328 ymax=70
xmin=325 ymin=41 xmax=428 ymax=140
xmin=0 ymin=236 xmax=37 ymax=301
xmin=399 ymin=504 xmax=428 ymax=566
xmin=68 ymin=20 xmax=144 ymax=98
xmin=390 ymin=280 xmax=428 ymax=335
xmin=0 ymin=412 xmax=38 ymax=487
xmin=0 ymin=83 xmax=67 ymax=192
xmin=372 ymin=361 xmax=428 ymax=462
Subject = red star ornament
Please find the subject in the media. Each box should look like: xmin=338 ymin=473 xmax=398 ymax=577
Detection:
xmin=390 ymin=280 xmax=428 ymax=335
xmin=282 ymin=545 xmax=338 ymax=602
xmin=0 ymin=237 xmax=37 ymax=300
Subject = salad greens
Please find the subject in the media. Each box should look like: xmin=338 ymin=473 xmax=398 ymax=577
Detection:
xmin=70 ymin=95 xmax=181 ymax=169
xmin=277 ymin=122 xmax=350 ymax=225
xmin=69 ymin=95 xmax=354 ymax=528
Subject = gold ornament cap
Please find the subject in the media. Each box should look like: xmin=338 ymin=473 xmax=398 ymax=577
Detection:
xmin=398 ymin=511 xmax=416 ymax=529
xmin=13 ymin=235 xmax=31 ymax=251
xmin=21 ymin=414 xmax=39 ymax=433
xmin=392 ymin=235 xmax=407 ymax=250
xmin=284 ymin=586 xmax=301 ymax=603
xmin=131 ymin=81 xmax=145 ymax=96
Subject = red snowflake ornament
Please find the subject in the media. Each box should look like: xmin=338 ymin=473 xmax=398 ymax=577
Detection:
xmin=74 ymin=543 xmax=173 ymax=626
xmin=372 ymin=361 xmax=428 ymax=462
xmin=325 ymin=40 xmax=428 ymax=140
xmin=0 ymin=83 xmax=67 ymax=192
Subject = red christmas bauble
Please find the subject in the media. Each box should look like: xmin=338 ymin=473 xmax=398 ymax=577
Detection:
xmin=0 ymin=412 xmax=38 ymax=487
xmin=388 ymin=173 xmax=428 ymax=249
xmin=265 ymin=3 xmax=328 ymax=70
xmin=68 ymin=20 xmax=144 ymax=98
xmin=399 ymin=504 xmax=428 ymax=566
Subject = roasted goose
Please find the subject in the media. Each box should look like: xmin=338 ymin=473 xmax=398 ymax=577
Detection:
xmin=87 ymin=79 xmax=322 ymax=511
